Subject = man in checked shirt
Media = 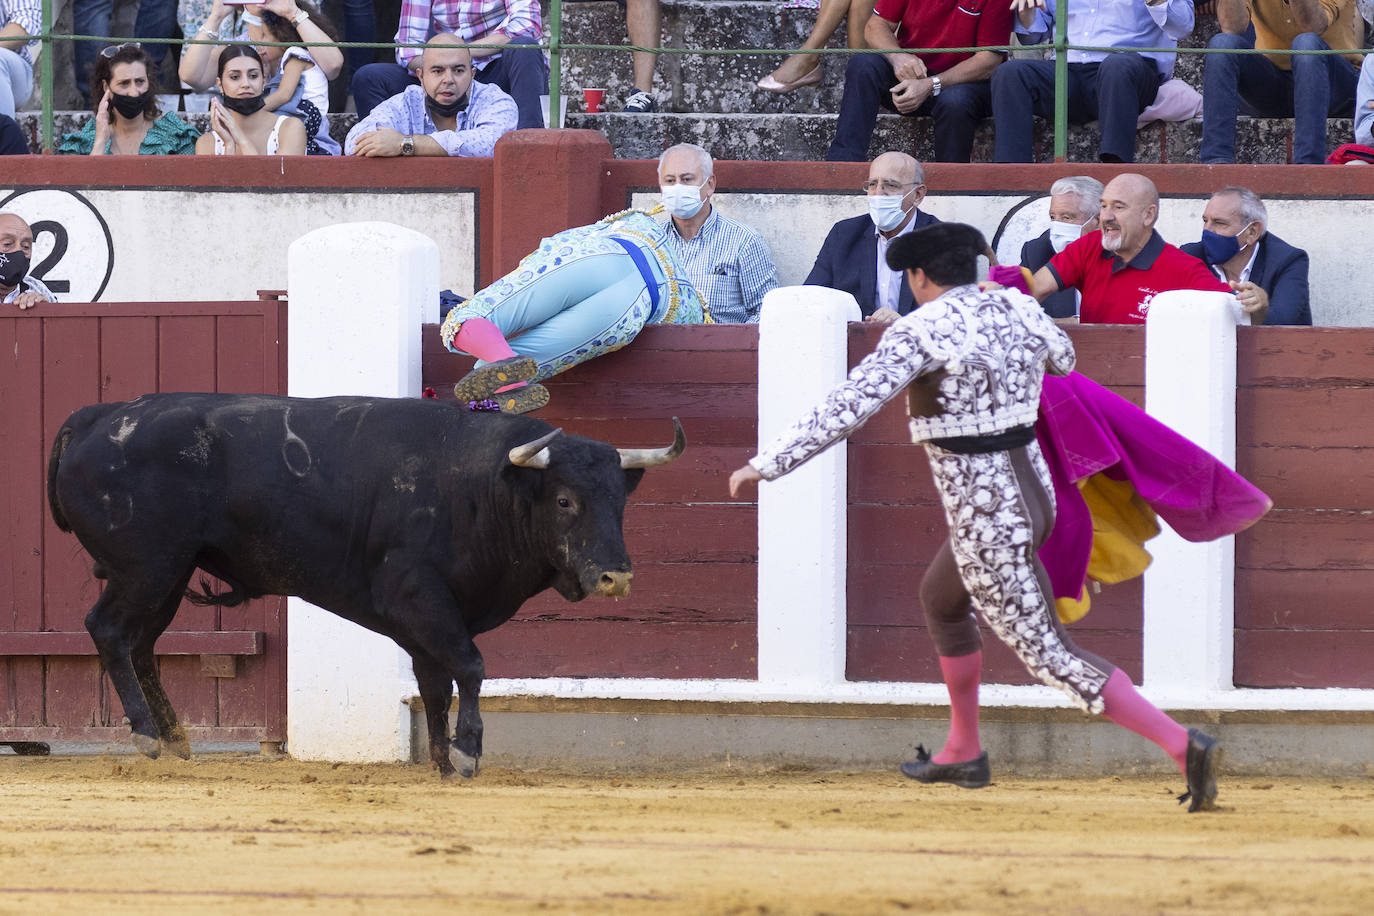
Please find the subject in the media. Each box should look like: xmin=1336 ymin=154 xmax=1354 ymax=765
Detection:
xmin=351 ymin=0 xmax=547 ymax=129
xmin=658 ymin=143 xmax=779 ymax=324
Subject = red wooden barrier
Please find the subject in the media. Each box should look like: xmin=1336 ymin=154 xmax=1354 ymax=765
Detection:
xmin=0 ymin=300 xmax=288 ymax=744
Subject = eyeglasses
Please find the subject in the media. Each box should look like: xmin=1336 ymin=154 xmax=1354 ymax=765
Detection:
xmin=861 ymin=179 xmax=919 ymax=194
xmin=100 ymin=42 xmax=143 ymax=58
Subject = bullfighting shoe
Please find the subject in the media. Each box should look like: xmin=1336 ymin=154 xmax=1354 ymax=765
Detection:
xmin=452 ymin=356 xmax=549 ymax=414
xmin=899 ymin=745 xmax=991 ymax=789
xmin=1179 ymin=728 xmax=1220 ymax=812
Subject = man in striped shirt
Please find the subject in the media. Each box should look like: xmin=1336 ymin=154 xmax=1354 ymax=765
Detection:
xmin=657 ymin=144 xmax=779 ymax=324
xmin=351 ymin=0 xmax=547 ymax=130
xmin=0 ymin=0 xmax=40 ymax=119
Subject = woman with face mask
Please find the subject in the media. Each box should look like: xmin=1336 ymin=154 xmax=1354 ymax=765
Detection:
xmin=195 ymin=45 xmax=307 ymax=156
xmin=57 ymin=44 xmax=199 ymax=156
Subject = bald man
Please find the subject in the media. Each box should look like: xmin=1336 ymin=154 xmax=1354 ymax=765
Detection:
xmin=345 ymin=37 xmax=518 ymax=158
xmin=1028 ymin=173 xmax=1227 ymax=324
xmin=1 ymin=212 xmax=56 ymax=310
xmin=805 ymin=152 xmax=941 ymax=323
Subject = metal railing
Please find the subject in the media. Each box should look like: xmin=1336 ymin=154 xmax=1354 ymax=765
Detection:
xmin=25 ymin=0 xmax=1362 ymax=156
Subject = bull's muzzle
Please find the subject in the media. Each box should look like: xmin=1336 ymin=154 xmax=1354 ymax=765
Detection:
xmin=594 ymin=570 xmax=633 ymax=597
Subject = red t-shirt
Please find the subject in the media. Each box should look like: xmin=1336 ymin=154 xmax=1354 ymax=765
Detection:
xmin=1047 ymin=231 xmax=1230 ymax=324
xmin=872 ymin=0 xmax=1014 ymax=74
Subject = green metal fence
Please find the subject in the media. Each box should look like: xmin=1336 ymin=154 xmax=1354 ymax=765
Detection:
xmin=26 ymin=0 xmax=1359 ymax=156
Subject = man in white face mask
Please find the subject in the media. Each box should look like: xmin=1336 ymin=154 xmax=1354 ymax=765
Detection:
xmin=1019 ymin=176 xmax=1102 ymax=320
xmin=805 ymin=151 xmax=938 ymax=325
xmin=658 ymin=143 xmax=778 ymax=324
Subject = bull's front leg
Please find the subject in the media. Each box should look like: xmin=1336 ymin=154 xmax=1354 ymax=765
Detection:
xmin=409 ymin=651 xmax=457 ymax=778
xmin=450 ymin=646 xmax=485 ymax=778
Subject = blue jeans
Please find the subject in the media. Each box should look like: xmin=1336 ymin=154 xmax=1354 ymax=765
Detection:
xmin=135 ymin=0 xmax=181 ymax=76
xmin=825 ymin=52 xmax=991 ymax=163
xmin=1201 ymin=29 xmax=1357 ymax=164
xmin=72 ymin=0 xmax=114 ymax=103
xmin=0 ymin=49 xmax=33 ymax=118
xmin=991 ymin=56 xmax=1161 ymax=163
xmin=352 ymin=37 xmax=549 ymax=127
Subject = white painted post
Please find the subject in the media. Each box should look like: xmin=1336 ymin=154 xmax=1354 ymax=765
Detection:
xmin=1142 ymin=290 xmax=1245 ymax=702
xmin=285 ymin=222 xmax=439 ymax=762
xmin=755 ymin=286 xmax=863 ymax=688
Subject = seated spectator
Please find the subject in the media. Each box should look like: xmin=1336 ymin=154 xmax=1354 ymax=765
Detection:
xmin=1026 ymin=173 xmax=1228 ymax=324
xmin=759 ymin=0 xmax=874 ymax=94
xmin=565 ymin=0 xmax=662 ymax=112
xmin=805 ymin=150 xmax=937 ymax=323
xmin=195 ymin=46 xmax=308 ymax=155
xmin=179 ymin=0 xmax=334 ymax=93
xmin=1 ymin=211 xmax=56 ymax=309
xmin=658 ymin=143 xmax=779 ymax=323
xmin=344 ymin=37 xmax=517 ymax=157
xmin=351 ymin=0 xmax=547 ymax=129
xmin=58 ymin=44 xmax=199 ymax=156
xmin=826 ymin=0 xmax=1011 ymax=163
xmin=1020 ymin=175 xmax=1102 ymax=319
xmin=251 ymin=0 xmax=344 ymax=155
xmin=440 ymin=207 xmax=708 ymax=413
xmin=0 ymin=0 xmax=39 ymax=118
xmin=1202 ymin=0 xmax=1361 ymax=164
xmin=0 ymin=111 xmax=27 ymax=153
xmin=993 ymin=0 xmax=1196 ymax=163
xmin=1353 ymin=54 xmax=1374 ymax=146
xmin=1180 ymin=187 xmax=1312 ymax=325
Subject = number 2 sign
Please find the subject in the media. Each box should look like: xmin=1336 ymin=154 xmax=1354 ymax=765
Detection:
xmin=1 ymin=189 xmax=114 ymax=302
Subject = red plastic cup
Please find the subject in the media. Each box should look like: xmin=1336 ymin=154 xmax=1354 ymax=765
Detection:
xmin=583 ymin=88 xmax=605 ymax=114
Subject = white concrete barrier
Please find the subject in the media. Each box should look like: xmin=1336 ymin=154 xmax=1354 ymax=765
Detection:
xmin=285 ymin=222 xmax=438 ymax=763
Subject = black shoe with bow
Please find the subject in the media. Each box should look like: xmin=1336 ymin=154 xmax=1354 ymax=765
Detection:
xmin=1178 ymin=728 xmax=1220 ymax=812
xmin=899 ymin=745 xmax=991 ymax=788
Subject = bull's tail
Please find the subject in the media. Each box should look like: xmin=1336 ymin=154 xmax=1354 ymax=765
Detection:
xmin=46 ymin=426 xmax=75 ymax=533
xmin=184 ymin=575 xmax=251 ymax=608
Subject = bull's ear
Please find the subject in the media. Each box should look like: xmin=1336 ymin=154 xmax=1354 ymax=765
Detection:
xmin=623 ymin=468 xmax=646 ymax=494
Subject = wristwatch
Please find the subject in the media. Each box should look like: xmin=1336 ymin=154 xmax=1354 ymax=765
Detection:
xmin=930 ymin=75 xmax=943 ymax=97
xmin=401 ymin=134 xmax=415 ymax=156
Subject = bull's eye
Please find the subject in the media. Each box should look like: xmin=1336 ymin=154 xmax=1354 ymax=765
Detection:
xmin=557 ymin=497 xmax=571 ymax=509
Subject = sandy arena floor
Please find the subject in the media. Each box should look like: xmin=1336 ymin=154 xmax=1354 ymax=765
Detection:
xmin=1 ymin=753 xmax=1372 ymax=915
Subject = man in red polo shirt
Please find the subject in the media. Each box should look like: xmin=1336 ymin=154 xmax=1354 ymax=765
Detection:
xmin=825 ymin=0 xmax=1013 ymax=163
xmin=1030 ymin=173 xmax=1228 ymax=323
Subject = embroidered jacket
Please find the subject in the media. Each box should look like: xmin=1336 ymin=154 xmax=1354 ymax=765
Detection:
xmin=752 ymin=284 xmax=1075 ymax=479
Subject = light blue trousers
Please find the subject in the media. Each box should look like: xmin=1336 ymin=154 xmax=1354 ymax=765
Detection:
xmin=0 ymin=49 xmax=33 ymax=119
xmin=450 ymin=249 xmax=663 ymax=381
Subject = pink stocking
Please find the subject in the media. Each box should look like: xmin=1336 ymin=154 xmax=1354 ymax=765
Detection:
xmin=1100 ymin=668 xmax=1189 ymax=773
xmin=452 ymin=318 xmax=526 ymax=392
xmin=934 ymin=651 xmax=983 ymax=764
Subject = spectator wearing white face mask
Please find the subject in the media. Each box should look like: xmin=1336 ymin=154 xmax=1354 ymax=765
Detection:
xmin=805 ymin=151 xmax=939 ymax=325
xmin=658 ymin=143 xmax=778 ymax=324
xmin=1020 ymin=176 xmax=1103 ymax=320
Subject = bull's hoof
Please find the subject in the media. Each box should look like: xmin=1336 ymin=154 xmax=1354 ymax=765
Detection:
xmin=448 ymin=747 xmax=480 ymax=779
xmin=164 ymin=733 xmax=192 ymax=760
xmin=130 ymin=731 xmax=162 ymax=759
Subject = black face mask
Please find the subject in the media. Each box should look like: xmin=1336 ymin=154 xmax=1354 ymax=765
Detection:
xmin=221 ymin=93 xmax=266 ymax=116
xmin=110 ymin=88 xmax=153 ymax=120
xmin=0 ymin=249 xmax=29 ymax=288
xmin=424 ymin=91 xmax=469 ymax=120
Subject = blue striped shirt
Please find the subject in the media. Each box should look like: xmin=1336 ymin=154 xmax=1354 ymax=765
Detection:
xmin=661 ymin=206 xmax=778 ymax=324
xmin=2 ymin=0 xmax=42 ymax=67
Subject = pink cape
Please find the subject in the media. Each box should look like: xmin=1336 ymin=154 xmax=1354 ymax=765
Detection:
xmin=1035 ymin=372 xmax=1273 ymax=600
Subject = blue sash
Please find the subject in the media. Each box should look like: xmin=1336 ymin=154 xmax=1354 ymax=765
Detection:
xmin=609 ymin=236 xmax=660 ymax=313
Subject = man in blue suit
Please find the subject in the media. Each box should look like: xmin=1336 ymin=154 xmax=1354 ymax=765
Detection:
xmin=1180 ymin=187 xmax=1312 ymax=326
xmin=805 ymin=151 xmax=939 ymax=323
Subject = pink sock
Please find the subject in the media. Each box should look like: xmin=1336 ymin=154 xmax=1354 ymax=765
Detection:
xmin=1100 ymin=668 xmax=1189 ymax=773
xmin=452 ymin=319 xmax=525 ymax=392
xmin=934 ymin=651 xmax=983 ymax=764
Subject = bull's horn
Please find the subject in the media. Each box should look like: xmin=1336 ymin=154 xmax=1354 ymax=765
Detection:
xmin=508 ymin=428 xmax=563 ymax=468
xmin=618 ymin=418 xmax=687 ymax=469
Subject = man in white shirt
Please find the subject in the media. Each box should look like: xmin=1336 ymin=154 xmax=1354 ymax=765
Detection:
xmin=804 ymin=151 xmax=940 ymax=323
xmin=1 ymin=211 xmax=56 ymax=310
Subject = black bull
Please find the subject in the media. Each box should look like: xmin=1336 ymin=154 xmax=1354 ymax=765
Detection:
xmin=47 ymin=393 xmax=685 ymax=778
